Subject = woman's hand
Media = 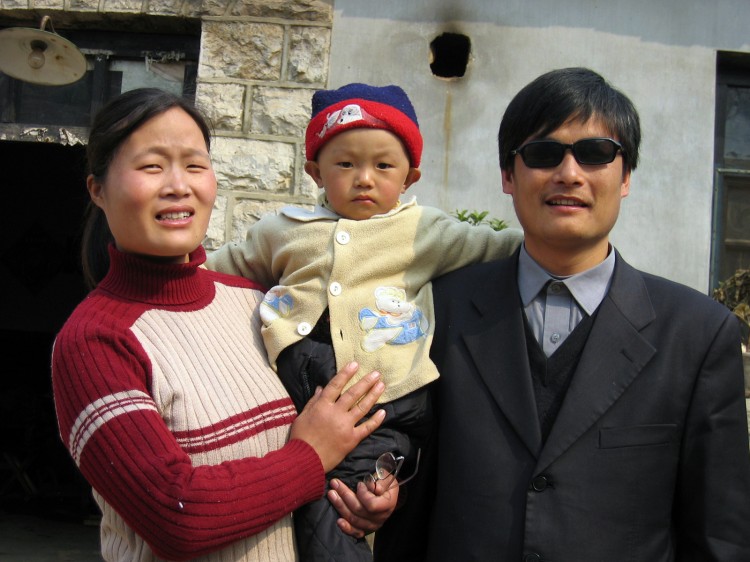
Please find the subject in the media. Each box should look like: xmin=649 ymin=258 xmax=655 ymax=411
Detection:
xmin=327 ymin=477 xmax=399 ymax=538
xmin=290 ymin=362 xmax=385 ymax=473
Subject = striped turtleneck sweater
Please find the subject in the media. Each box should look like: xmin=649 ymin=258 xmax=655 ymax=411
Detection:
xmin=52 ymin=245 xmax=324 ymax=561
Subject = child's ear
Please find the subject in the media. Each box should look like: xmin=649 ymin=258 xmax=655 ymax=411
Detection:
xmin=304 ymin=161 xmax=324 ymax=187
xmin=402 ymin=168 xmax=421 ymax=192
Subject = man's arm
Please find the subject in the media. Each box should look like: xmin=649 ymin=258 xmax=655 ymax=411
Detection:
xmin=328 ymin=425 xmax=437 ymax=562
xmin=675 ymin=312 xmax=750 ymax=559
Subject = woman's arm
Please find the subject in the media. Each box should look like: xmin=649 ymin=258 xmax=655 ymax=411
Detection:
xmin=53 ymin=323 xmax=385 ymax=560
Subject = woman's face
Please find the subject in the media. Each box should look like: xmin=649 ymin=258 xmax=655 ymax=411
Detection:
xmin=87 ymin=107 xmax=216 ymax=263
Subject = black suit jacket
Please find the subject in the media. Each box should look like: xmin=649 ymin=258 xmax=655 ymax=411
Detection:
xmin=377 ymin=251 xmax=750 ymax=562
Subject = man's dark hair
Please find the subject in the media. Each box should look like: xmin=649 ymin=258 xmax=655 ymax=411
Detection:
xmin=498 ymin=67 xmax=641 ymax=173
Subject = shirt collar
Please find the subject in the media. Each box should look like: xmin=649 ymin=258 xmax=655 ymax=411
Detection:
xmin=518 ymin=244 xmax=616 ymax=315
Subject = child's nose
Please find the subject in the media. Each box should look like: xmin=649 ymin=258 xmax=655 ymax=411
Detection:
xmin=355 ymin=166 xmax=374 ymax=187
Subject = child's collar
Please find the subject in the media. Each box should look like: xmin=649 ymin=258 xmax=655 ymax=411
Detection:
xmin=279 ymin=195 xmax=417 ymax=222
xmin=317 ymin=192 xmax=416 ymax=217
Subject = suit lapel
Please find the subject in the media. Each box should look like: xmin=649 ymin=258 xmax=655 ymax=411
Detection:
xmin=536 ymin=255 xmax=658 ymax=470
xmin=462 ymin=255 xmax=543 ymax=457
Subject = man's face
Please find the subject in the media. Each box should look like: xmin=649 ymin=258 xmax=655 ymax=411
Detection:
xmin=502 ymin=116 xmax=631 ymax=274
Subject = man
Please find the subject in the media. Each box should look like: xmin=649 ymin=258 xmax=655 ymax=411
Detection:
xmin=371 ymin=67 xmax=750 ymax=561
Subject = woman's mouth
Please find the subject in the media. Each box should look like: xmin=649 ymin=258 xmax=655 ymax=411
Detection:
xmin=157 ymin=211 xmax=193 ymax=221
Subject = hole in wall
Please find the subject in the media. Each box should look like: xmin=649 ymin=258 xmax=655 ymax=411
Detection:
xmin=430 ymin=32 xmax=471 ymax=79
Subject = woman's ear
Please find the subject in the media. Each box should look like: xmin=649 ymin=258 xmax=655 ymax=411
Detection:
xmin=402 ymin=168 xmax=422 ymax=193
xmin=304 ymin=161 xmax=324 ymax=188
xmin=87 ymin=174 xmax=106 ymax=209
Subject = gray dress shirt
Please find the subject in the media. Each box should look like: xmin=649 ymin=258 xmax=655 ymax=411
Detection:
xmin=518 ymin=245 xmax=616 ymax=356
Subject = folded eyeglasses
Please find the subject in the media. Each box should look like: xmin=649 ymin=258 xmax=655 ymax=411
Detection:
xmin=364 ymin=448 xmax=421 ymax=490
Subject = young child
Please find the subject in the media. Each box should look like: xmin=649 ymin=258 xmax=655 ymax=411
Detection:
xmin=205 ymin=83 xmax=523 ymax=560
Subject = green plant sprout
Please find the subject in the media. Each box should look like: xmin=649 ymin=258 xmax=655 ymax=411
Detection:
xmin=452 ymin=209 xmax=509 ymax=232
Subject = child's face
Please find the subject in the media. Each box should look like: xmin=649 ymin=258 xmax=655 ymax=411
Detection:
xmin=305 ymin=128 xmax=421 ymax=220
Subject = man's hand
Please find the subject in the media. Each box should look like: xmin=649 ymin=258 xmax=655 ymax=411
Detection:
xmin=328 ymin=477 xmax=399 ymax=538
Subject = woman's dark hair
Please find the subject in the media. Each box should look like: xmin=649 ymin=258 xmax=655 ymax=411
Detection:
xmin=81 ymin=88 xmax=212 ymax=290
xmin=498 ymin=67 xmax=641 ymax=173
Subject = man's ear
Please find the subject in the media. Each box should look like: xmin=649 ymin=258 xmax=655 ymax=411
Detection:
xmin=501 ymin=168 xmax=515 ymax=195
xmin=402 ymin=168 xmax=422 ymax=193
xmin=304 ymin=161 xmax=324 ymax=187
xmin=620 ymin=168 xmax=631 ymax=199
xmin=87 ymin=174 xmax=106 ymax=209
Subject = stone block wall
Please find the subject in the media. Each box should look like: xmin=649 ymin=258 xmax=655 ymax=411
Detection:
xmin=196 ymin=5 xmax=332 ymax=250
xmin=0 ymin=0 xmax=333 ymax=250
xmin=193 ymin=1 xmax=333 ymax=249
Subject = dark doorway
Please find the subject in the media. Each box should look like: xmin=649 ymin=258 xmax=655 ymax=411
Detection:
xmin=0 ymin=140 xmax=95 ymax=525
xmin=0 ymin=23 xmax=200 ymax=556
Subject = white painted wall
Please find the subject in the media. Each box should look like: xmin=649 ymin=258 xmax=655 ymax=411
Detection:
xmin=328 ymin=0 xmax=750 ymax=292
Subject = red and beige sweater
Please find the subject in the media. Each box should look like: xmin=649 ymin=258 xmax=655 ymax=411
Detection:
xmin=51 ymin=245 xmax=324 ymax=561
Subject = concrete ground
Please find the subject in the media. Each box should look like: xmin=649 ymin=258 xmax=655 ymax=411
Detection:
xmin=0 ymin=509 xmax=100 ymax=561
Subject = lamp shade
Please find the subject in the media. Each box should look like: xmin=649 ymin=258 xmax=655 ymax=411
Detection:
xmin=0 ymin=26 xmax=86 ymax=86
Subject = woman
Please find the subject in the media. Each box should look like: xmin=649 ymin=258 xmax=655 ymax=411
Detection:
xmin=51 ymin=88 xmax=394 ymax=561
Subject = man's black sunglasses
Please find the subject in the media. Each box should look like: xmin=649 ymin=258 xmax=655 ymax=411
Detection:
xmin=510 ymin=137 xmax=624 ymax=168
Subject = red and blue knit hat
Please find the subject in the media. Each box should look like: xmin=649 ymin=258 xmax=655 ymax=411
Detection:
xmin=305 ymin=83 xmax=423 ymax=167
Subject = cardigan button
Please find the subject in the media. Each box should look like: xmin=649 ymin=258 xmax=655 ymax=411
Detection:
xmin=297 ymin=322 xmax=312 ymax=336
xmin=329 ymin=282 xmax=342 ymax=296
xmin=336 ymin=231 xmax=350 ymax=244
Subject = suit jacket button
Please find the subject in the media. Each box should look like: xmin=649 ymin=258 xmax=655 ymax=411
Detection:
xmin=523 ymin=554 xmax=542 ymax=562
xmin=530 ymin=475 xmax=549 ymax=492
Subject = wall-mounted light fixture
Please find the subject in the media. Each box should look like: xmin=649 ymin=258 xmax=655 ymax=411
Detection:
xmin=0 ymin=15 xmax=86 ymax=86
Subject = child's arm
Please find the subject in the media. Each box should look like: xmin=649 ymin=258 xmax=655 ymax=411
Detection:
xmin=417 ymin=207 xmax=523 ymax=277
xmin=204 ymin=218 xmax=277 ymax=288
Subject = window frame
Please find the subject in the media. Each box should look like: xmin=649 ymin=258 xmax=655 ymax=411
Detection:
xmin=711 ymin=51 xmax=750 ymax=287
xmin=0 ymin=29 xmax=199 ymax=143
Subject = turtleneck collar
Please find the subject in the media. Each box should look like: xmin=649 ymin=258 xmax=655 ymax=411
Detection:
xmin=97 ymin=244 xmax=214 ymax=306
